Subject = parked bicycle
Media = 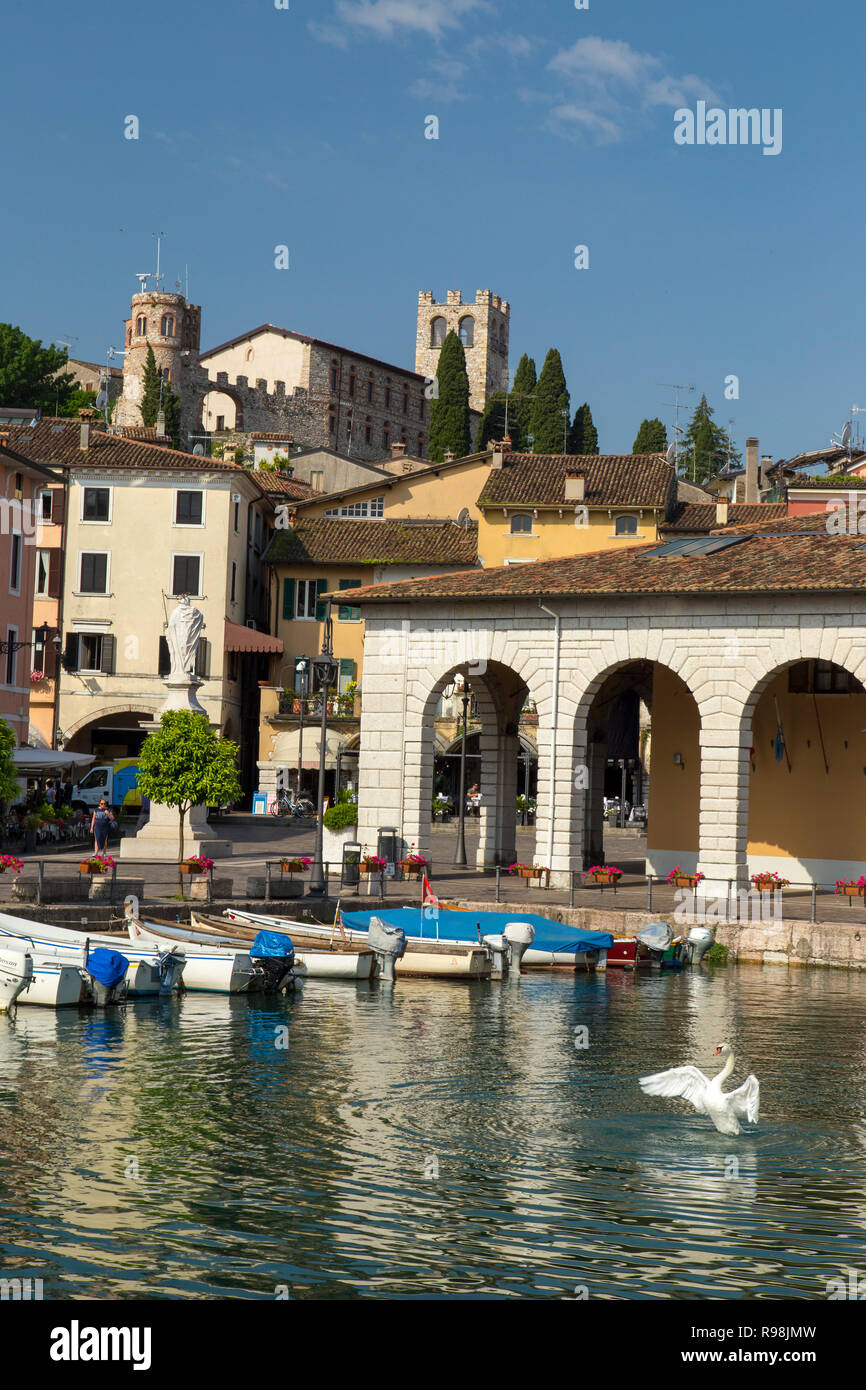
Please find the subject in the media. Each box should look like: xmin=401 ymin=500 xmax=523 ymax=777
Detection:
xmin=269 ymin=792 xmax=316 ymax=818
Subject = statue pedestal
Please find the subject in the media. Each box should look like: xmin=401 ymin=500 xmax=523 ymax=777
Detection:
xmin=120 ymin=797 xmax=232 ymax=861
xmin=160 ymin=674 xmax=207 ymax=716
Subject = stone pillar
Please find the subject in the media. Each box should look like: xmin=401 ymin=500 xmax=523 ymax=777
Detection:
xmin=474 ymin=727 xmax=517 ymax=868
xmin=356 ymin=672 xmax=409 ymax=857
xmin=585 ymin=738 xmax=607 ymax=866
xmin=695 ymin=726 xmax=750 ymax=895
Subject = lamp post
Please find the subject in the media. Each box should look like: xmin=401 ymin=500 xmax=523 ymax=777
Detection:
xmin=561 ymin=407 xmax=569 ymax=453
xmin=454 ymin=672 xmax=470 ymax=867
xmin=295 ymin=659 xmax=307 ymax=804
xmin=308 ymin=606 xmax=338 ymax=898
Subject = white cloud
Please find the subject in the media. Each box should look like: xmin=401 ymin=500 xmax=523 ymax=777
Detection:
xmin=409 ymin=59 xmax=469 ymax=104
xmin=466 ymin=32 xmax=535 ymax=61
xmin=314 ymin=0 xmax=490 ymax=43
xmin=548 ymin=104 xmax=622 ymax=144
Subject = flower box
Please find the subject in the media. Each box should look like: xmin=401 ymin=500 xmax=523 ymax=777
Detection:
xmin=584 ymin=865 xmax=624 ymax=886
xmin=80 ymin=863 xmax=110 ymax=875
xmin=360 ymin=857 xmax=386 ymax=874
xmin=281 ymin=858 xmax=312 ymax=874
xmin=180 ymin=863 xmax=204 ymax=875
xmin=834 ymin=878 xmax=866 ymax=897
xmin=751 ymin=875 xmax=790 ymax=891
xmin=672 ymin=875 xmax=701 ymax=889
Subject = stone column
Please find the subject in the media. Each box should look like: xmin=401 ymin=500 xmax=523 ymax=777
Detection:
xmin=695 ymin=726 xmax=750 ymax=896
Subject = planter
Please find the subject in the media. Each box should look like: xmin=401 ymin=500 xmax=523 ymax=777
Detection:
xmin=280 ymin=861 xmax=308 ymax=874
xmin=589 ymin=870 xmax=618 ymax=884
xmin=671 ymin=875 xmax=701 ymax=889
xmin=180 ymin=864 xmax=205 ymax=876
xmin=839 ymin=885 xmax=866 ymax=897
xmin=80 ymin=863 xmax=109 ymax=875
xmin=753 ymin=879 xmax=786 ymax=892
xmin=400 ymin=866 xmax=423 ymax=880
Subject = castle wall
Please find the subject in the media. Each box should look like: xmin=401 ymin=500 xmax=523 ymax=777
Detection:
xmin=415 ymin=289 xmax=509 ymax=414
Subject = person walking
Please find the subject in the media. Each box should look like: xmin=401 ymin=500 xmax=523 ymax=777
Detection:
xmin=90 ymin=798 xmax=114 ymax=854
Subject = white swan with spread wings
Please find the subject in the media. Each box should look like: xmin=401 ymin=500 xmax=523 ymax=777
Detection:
xmin=639 ymin=1043 xmax=760 ymax=1136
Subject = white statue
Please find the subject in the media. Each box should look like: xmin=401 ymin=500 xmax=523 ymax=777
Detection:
xmin=166 ymin=595 xmax=204 ymax=681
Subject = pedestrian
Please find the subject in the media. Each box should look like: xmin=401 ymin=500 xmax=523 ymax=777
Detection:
xmin=90 ymin=798 xmax=115 ymax=854
xmin=44 ymin=779 xmax=56 ymax=806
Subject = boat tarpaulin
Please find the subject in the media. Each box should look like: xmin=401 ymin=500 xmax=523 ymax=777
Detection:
xmin=250 ymin=930 xmax=295 ymax=960
xmin=340 ymin=908 xmax=613 ymax=956
xmin=636 ymin=922 xmax=673 ymax=952
xmin=85 ymin=948 xmax=129 ymax=988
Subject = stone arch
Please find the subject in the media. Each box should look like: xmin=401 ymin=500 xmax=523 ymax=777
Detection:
xmin=429 ymin=316 xmax=447 ymax=347
xmin=62 ymin=703 xmax=156 ymax=744
xmin=458 ymin=315 xmax=475 ymax=348
xmin=199 ymin=383 xmax=245 ymax=432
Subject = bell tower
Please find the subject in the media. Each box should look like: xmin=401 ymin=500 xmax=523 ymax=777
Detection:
xmin=114 ymin=280 xmax=201 ymax=439
xmin=415 ymin=288 xmax=509 ymax=414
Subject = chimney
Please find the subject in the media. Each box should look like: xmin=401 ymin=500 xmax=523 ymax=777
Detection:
xmin=78 ymin=406 xmax=95 ymax=452
xmin=564 ymin=470 xmax=585 ymax=502
xmin=745 ymin=437 xmax=759 ymax=504
xmin=156 ymin=410 xmax=166 ymax=438
xmin=761 ymin=454 xmax=774 ymax=489
xmin=390 ymin=441 xmax=407 ymax=460
xmin=715 ymin=499 xmax=729 ymax=526
xmin=490 ymin=444 xmax=504 ymax=470
xmin=443 ymin=450 xmax=455 ymax=463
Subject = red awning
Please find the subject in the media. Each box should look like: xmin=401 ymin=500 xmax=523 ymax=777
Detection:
xmin=224 ymin=620 xmax=284 ymax=655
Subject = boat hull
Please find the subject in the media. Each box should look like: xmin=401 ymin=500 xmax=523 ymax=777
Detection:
xmin=127 ymin=921 xmax=260 ymax=993
xmin=16 ymin=963 xmax=88 ymax=1007
xmin=0 ymin=912 xmax=183 ymax=996
xmin=0 ymin=948 xmax=33 ymax=1011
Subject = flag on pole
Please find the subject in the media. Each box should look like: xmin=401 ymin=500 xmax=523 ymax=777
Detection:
xmin=422 ymin=873 xmax=439 ymax=908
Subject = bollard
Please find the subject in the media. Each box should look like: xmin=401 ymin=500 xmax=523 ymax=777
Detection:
xmin=36 ymin=859 xmax=44 ymax=906
xmin=495 ymin=865 xmax=501 ymax=903
xmin=810 ymin=882 xmax=817 ymax=923
xmin=110 ymin=861 xmax=117 ymax=904
xmin=324 ymin=861 xmax=329 ymax=898
xmin=569 ymin=871 xmax=575 ymax=909
xmin=207 ymin=864 xmax=214 ymax=904
xmin=265 ymin=861 xmax=272 ymax=902
xmin=646 ymin=876 xmax=653 ymax=912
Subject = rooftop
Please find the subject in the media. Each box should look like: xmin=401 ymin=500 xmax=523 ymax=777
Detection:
xmin=476 ymin=452 xmax=673 ymax=509
xmin=264 ymin=517 xmax=479 ymax=567
xmin=200 ymin=321 xmax=426 ymax=382
xmin=662 ymin=502 xmax=787 ymax=533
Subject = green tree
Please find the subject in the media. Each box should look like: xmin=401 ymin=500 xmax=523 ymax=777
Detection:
xmin=0 ymin=719 xmax=19 ymax=813
xmin=510 ymin=353 xmax=537 ymax=445
xmin=632 ymin=418 xmax=668 ymax=453
xmin=475 ymin=391 xmax=524 ymax=452
xmin=0 ymin=323 xmax=76 ymax=412
xmin=428 ymin=330 xmax=471 ymax=461
xmin=136 ymin=711 xmax=242 ymax=893
xmin=140 ymin=346 xmax=162 ymax=428
xmin=569 ymin=402 xmax=599 ymax=454
xmin=679 ymin=394 xmax=740 ymax=483
xmin=163 ymin=388 xmax=182 ymax=448
xmin=529 ymin=348 xmax=570 ymax=453
xmin=55 ymin=388 xmax=99 ymax=418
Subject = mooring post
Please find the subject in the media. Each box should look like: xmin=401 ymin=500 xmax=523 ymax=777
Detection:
xmin=36 ymin=859 xmax=44 ymax=906
xmin=646 ymin=876 xmax=652 ymax=912
xmin=495 ymin=864 xmax=501 ymax=903
xmin=569 ymin=871 xmax=575 ymax=909
xmin=265 ymin=861 xmax=272 ymax=902
xmin=810 ymin=882 xmax=817 ymax=924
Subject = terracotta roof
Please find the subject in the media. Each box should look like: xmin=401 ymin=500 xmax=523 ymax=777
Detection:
xmin=344 ymin=532 xmax=866 ymax=604
xmin=717 ymin=509 xmax=843 ymax=535
xmin=788 ymin=472 xmax=866 ymax=490
xmin=248 ymin=470 xmax=319 ymax=500
xmin=662 ymin=502 xmax=787 ymax=533
xmin=292 ymin=449 xmax=492 ymax=511
xmin=477 ymin=453 xmax=673 ymax=508
xmin=264 ymin=517 xmax=479 ymax=567
xmin=224 ymin=620 xmax=283 ymax=655
xmin=4 ymin=418 xmax=263 ymax=486
xmin=250 ymin=432 xmax=294 ymax=441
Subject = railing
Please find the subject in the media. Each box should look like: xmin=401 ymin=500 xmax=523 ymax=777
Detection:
xmin=275 ymin=692 xmax=360 ymax=719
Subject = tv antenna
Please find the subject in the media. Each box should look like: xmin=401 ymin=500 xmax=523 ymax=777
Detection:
xmin=152 ymin=231 xmax=166 ymax=290
xmin=55 ymin=333 xmax=78 ymax=357
xmin=660 ymin=383 xmax=695 ymax=469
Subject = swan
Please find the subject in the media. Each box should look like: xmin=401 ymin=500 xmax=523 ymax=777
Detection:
xmin=638 ymin=1043 xmax=760 ymax=1136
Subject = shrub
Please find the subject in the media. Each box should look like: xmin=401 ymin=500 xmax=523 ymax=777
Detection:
xmin=322 ymin=802 xmax=358 ymax=831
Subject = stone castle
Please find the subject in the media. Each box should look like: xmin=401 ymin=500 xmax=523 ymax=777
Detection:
xmin=113 ymin=282 xmax=510 ymax=457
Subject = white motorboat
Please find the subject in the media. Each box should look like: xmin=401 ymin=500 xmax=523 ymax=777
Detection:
xmin=0 ymin=912 xmax=184 ymax=998
xmin=0 ymin=943 xmax=34 ymax=1011
xmin=187 ymin=911 xmax=373 ymax=981
xmin=123 ymin=913 xmax=264 ymax=994
xmin=0 ymin=933 xmax=128 ymax=1007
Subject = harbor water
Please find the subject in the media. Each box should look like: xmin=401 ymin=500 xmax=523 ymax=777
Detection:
xmin=1 ymin=965 xmax=864 ymax=1300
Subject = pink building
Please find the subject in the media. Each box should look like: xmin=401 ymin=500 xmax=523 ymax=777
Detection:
xmin=0 ymin=440 xmax=58 ymax=746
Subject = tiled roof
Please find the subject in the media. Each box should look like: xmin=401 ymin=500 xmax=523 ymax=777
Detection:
xmin=4 ymin=418 xmax=261 ymax=483
xmin=250 ymin=432 xmax=294 ymax=441
xmin=292 ymin=449 xmax=491 ymax=511
xmin=717 ymin=509 xmax=842 ymax=535
xmin=264 ymin=517 xmax=478 ymax=567
xmin=477 ymin=453 xmax=673 ymax=508
xmin=662 ymin=502 xmax=787 ymax=533
xmin=788 ymin=472 xmax=866 ymax=490
xmin=344 ymin=532 xmax=866 ymax=604
xmin=248 ymin=470 xmax=319 ymax=500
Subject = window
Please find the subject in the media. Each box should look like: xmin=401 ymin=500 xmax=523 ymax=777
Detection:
xmin=329 ymin=413 xmax=336 ymax=436
xmin=310 ymin=470 xmax=324 ymax=491
xmin=402 ymin=387 xmax=409 ymax=414
xmin=216 ymin=415 xmax=225 ymax=431
xmin=366 ymin=376 xmax=374 ymax=403
xmin=39 ymin=490 xmax=53 ymax=522
xmin=79 ymin=633 xmax=103 ymax=672
xmin=510 ymin=513 xmax=533 ymax=534
xmin=136 ymin=316 xmax=147 ymax=335
xmin=323 ymin=496 xmax=385 ymax=519
xmin=233 ymin=500 xmax=239 ymax=532
xmin=246 ymin=347 xmax=255 ymax=362
xmin=338 ymin=580 xmax=362 ymax=622
xmin=384 ymin=379 xmax=391 ymax=409
xmin=419 ymin=396 xmax=426 ymax=420
xmin=231 ymin=562 xmax=237 ymax=603
xmin=227 ymin=651 xmax=238 ymax=683
xmin=4 ymin=630 xmax=16 ymax=686
xmin=35 ymin=549 xmax=50 ymax=596
xmin=458 ymin=316 xmax=475 ymax=348
xmin=364 ymin=418 xmax=372 ymax=445
xmin=162 ymin=367 xmax=171 ymax=383
xmin=430 ymin=316 xmax=446 ymax=347
xmin=9 ymin=533 xmax=21 ymax=591
xmin=296 ymin=578 xmax=322 ymax=619
xmin=161 ymin=314 xmax=175 ymax=336
xmin=338 ymin=657 xmax=355 ymax=692
xmin=418 ymin=435 xmax=425 ymax=455
xmin=789 ymin=660 xmax=857 ymax=695
xmin=383 ymin=426 xmax=390 ymax=450
xmin=330 ymin=362 xmax=339 ymax=391
xmin=615 ymin=515 xmax=638 ymax=536
xmin=348 ymin=368 xmax=356 ymax=398
xmin=175 ymin=490 xmax=203 ymax=525
xmin=79 ymin=552 xmax=109 ymax=594
xmin=171 ymin=554 xmax=201 ymax=596
xmin=82 ymin=487 xmax=111 ymax=522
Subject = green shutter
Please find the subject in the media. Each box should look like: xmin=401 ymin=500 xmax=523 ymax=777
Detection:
xmin=314 ymin=577 xmax=328 ymax=622
xmin=282 ymin=576 xmax=295 ymax=620
xmin=338 ymin=578 xmax=362 ymax=621
xmin=338 ymin=657 xmax=355 ymax=692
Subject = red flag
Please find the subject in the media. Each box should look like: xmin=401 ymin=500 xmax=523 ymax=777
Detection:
xmin=422 ymin=874 xmax=438 ymax=908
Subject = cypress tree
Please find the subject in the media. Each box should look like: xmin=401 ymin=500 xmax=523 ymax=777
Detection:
xmin=529 ymin=348 xmax=570 ymax=453
xmin=569 ymin=402 xmax=599 ymax=454
xmin=475 ymin=391 xmax=524 ymax=452
xmin=510 ymin=353 xmax=536 ymax=445
xmin=679 ymin=394 xmax=740 ymax=483
xmin=163 ymin=388 xmax=182 ymax=448
xmin=632 ymin=418 xmax=667 ymax=453
xmin=428 ymin=330 xmax=471 ymax=461
xmin=140 ymin=345 xmax=162 ymax=428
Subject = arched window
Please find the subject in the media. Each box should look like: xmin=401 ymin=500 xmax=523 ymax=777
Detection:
xmin=136 ymin=316 xmax=147 ymax=336
xmin=511 ymin=513 xmax=533 ymax=534
xmin=161 ymin=314 xmax=175 ymax=337
xmin=615 ymin=515 xmax=638 ymax=535
xmin=430 ymin=316 xmax=446 ymax=347
xmin=245 ymin=346 xmax=254 ymax=362
xmin=458 ymin=316 xmax=475 ymax=348
xmin=126 ymin=327 xmax=132 ymax=346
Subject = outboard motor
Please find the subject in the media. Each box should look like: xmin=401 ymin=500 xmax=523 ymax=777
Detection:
xmin=635 ymin=921 xmax=674 ymax=967
xmin=156 ymin=949 xmax=185 ymax=992
xmin=249 ymin=931 xmax=297 ymax=993
xmin=84 ymin=947 xmax=130 ymax=1007
xmin=481 ymin=934 xmax=509 ymax=980
xmin=367 ymin=916 xmax=406 ymax=983
xmin=504 ymin=921 xmax=535 ymax=977
xmin=685 ymin=925 xmax=714 ymax=966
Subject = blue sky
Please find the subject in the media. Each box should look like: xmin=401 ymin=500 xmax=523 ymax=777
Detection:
xmin=3 ymin=0 xmax=865 ymax=457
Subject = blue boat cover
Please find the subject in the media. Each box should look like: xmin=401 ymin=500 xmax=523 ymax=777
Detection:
xmin=86 ymin=948 xmax=129 ymax=988
xmin=250 ymin=930 xmax=295 ymax=960
xmin=340 ymin=908 xmax=613 ymax=956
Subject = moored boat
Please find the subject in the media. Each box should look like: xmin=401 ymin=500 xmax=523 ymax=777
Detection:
xmin=0 ymin=943 xmax=33 ymax=1011
xmin=0 ymin=911 xmax=184 ymax=997
xmin=188 ymin=911 xmax=374 ymax=982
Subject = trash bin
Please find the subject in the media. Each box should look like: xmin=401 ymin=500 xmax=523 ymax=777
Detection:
xmin=342 ymin=841 xmax=361 ymax=888
xmin=377 ymin=828 xmax=398 ymax=873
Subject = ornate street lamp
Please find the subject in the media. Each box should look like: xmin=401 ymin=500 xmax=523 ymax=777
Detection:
xmin=308 ymin=606 xmax=339 ymax=897
xmin=295 ymin=658 xmax=308 ymax=804
xmin=454 ymin=671 xmax=470 ymax=867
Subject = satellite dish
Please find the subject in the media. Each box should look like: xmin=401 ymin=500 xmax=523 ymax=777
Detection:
xmin=95 ymin=391 xmax=108 ymax=409
xmin=665 ymin=441 xmax=677 ymax=465
xmin=842 ymin=422 xmax=852 ymax=449
xmin=192 ymin=444 xmax=205 ymax=456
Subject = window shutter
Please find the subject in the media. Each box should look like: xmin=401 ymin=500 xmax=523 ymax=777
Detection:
xmin=158 ymin=636 xmax=170 ymax=676
xmin=338 ymin=657 xmax=355 ymax=691
xmin=52 ymin=488 xmax=65 ymax=526
xmin=282 ymin=577 xmax=295 ymax=620
xmin=63 ymin=633 xmax=78 ymax=672
xmin=47 ymin=548 xmax=62 ymax=598
xmin=195 ymin=638 xmax=209 ymax=679
xmin=101 ymin=634 xmax=116 ymax=675
xmin=43 ymin=640 xmax=57 ymax=680
xmin=315 ymin=577 xmax=328 ymax=622
xmin=338 ymin=578 xmax=362 ymax=621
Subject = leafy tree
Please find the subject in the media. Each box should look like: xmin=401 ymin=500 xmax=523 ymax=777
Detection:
xmin=136 ymin=711 xmax=242 ymax=893
xmin=569 ymin=402 xmax=599 ymax=454
xmin=0 ymin=719 xmax=20 ymax=813
xmin=428 ymin=330 xmax=471 ymax=461
xmin=140 ymin=346 xmax=162 ymax=428
xmin=0 ymin=323 xmax=76 ymax=412
xmin=679 ymin=394 xmax=740 ymax=483
xmin=55 ymin=388 xmax=99 ymax=418
xmin=509 ymin=353 xmax=537 ymax=444
xmin=529 ymin=348 xmax=570 ymax=453
xmin=632 ymin=418 xmax=668 ymax=453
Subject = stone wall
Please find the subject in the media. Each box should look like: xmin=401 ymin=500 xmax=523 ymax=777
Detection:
xmin=415 ymin=289 xmax=510 ymax=413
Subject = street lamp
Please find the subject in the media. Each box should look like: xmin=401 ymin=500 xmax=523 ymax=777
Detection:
xmin=561 ymin=408 xmax=569 ymax=453
xmin=454 ymin=672 xmax=470 ymax=867
xmin=308 ymin=605 xmax=339 ymax=897
xmin=295 ymin=659 xmax=308 ymax=804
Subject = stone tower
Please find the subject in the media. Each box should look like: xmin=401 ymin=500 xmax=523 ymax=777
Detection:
xmin=114 ymin=286 xmax=201 ymax=442
xmin=415 ymin=289 xmax=509 ymax=415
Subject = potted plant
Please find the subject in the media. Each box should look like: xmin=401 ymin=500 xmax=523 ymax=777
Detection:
xmin=280 ymin=855 xmax=312 ymax=874
xmin=0 ymin=854 xmax=23 ymax=875
xmin=584 ymin=864 xmax=624 ymax=887
xmin=22 ymin=813 xmax=40 ymax=852
xmin=666 ymin=865 xmax=705 ymax=889
xmin=432 ymin=795 xmax=451 ymax=822
xmin=834 ymin=876 xmax=866 ymax=897
xmin=360 ymin=854 xmax=387 ymax=875
xmin=751 ymin=871 xmax=790 ymax=891
xmin=399 ymin=847 xmax=429 ymax=879
xmin=180 ymin=854 xmax=215 ymax=876
xmin=508 ymin=861 xmax=549 ymax=882
xmin=80 ymin=852 xmax=115 ymax=875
